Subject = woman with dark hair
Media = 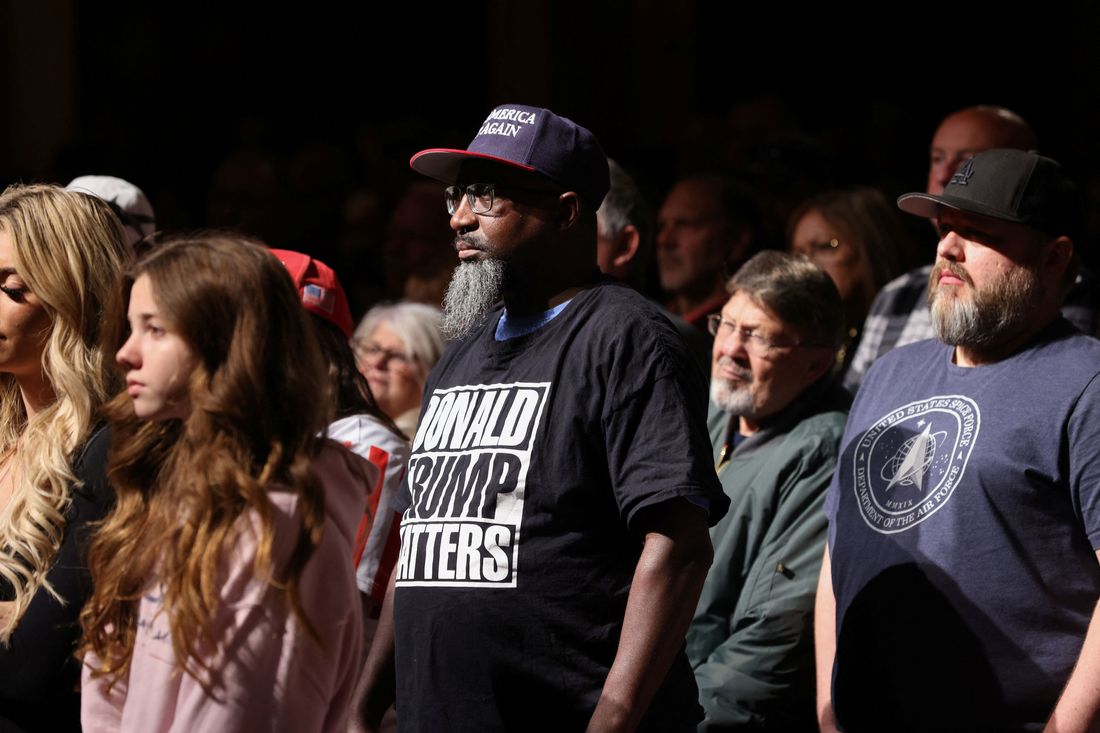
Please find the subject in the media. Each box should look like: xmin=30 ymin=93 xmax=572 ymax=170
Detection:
xmin=0 ymin=184 xmax=131 ymax=732
xmin=788 ymin=186 xmax=912 ymax=377
xmin=80 ymin=235 xmax=370 ymax=731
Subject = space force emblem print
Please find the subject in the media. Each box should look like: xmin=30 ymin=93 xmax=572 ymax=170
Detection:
xmin=396 ymin=382 xmax=550 ymax=588
xmin=852 ymin=395 xmax=979 ymax=534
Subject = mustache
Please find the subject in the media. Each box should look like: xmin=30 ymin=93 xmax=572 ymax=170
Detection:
xmin=454 ymin=235 xmax=485 ymax=252
xmin=930 ymin=261 xmax=974 ymax=288
xmin=717 ymin=356 xmax=752 ymax=381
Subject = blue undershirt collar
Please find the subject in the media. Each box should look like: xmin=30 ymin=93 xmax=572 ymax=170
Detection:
xmin=495 ymin=299 xmax=573 ymax=341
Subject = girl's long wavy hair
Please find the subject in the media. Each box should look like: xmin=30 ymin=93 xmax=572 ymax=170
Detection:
xmin=79 ymin=234 xmax=332 ymax=689
xmin=0 ymin=184 xmax=129 ymax=642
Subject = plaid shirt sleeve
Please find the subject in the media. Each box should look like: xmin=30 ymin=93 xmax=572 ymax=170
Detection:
xmin=842 ymin=265 xmax=934 ymax=394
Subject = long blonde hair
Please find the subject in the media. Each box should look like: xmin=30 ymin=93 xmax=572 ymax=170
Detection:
xmin=81 ymin=235 xmax=333 ymax=689
xmin=0 ymin=184 xmax=130 ymax=641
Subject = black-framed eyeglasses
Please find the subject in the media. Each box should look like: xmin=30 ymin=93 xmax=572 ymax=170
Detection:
xmin=445 ymin=183 xmax=495 ymax=216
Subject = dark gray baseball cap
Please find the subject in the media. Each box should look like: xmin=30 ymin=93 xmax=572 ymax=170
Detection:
xmin=897 ymin=149 xmax=1078 ymax=237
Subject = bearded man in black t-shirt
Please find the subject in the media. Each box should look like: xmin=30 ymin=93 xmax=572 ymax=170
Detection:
xmin=353 ymin=104 xmax=729 ymax=733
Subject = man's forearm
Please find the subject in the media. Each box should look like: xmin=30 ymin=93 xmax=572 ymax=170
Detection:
xmin=587 ymin=502 xmax=713 ymax=733
xmin=815 ymin=546 xmax=840 ymax=733
xmin=351 ymin=570 xmax=397 ymax=733
xmin=1045 ymin=594 xmax=1100 ymax=733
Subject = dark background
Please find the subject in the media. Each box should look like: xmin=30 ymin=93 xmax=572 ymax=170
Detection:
xmin=1 ymin=1 xmax=1097 ymax=311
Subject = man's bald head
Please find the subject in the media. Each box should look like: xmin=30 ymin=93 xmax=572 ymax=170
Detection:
xmin=927 ymin=106 xmax=1037 ymax=195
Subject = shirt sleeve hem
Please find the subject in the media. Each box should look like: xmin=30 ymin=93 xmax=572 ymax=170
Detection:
xmin=624 ymin=486 xmax=724 ymax=531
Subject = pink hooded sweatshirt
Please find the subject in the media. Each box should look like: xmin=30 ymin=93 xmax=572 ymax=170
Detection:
xmin=82 ymin=443 xmax=373 ymax=732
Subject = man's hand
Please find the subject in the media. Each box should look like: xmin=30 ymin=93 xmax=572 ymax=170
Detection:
xmin=349 ymin=571 xmax=397 ymax=733
xmin=586 ymin=499 xmax=713 ymax=733
xmin=1043 ymin=550 xmax=1100 ymax=733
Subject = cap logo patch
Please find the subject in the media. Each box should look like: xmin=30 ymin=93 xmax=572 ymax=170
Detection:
xmin=303 ymin=284 xmax=335 ymax=314
xmin=950 ymin=158 xmax=975 ymax=186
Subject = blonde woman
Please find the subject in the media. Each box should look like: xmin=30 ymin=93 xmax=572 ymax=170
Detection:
xmin=0 ymin=184 xmax=130 ymax=731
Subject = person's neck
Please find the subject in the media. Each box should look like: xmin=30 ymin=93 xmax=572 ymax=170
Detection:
xmin=502 ymin=262 xmax=594 ymax=317
xmin=953 ymin=312 xmax=1059 ymax=367
xmin=503 ymin=284 xmax=585 ymax=317
xmin=17 ymin=371 xmax=55 ymax=421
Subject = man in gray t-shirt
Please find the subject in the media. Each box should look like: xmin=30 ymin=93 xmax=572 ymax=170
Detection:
xmin=817 ymin=149 xmax=1100 ymax=732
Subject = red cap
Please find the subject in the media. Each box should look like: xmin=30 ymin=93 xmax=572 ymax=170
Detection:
xmin=269 ymin=248 xmax=354 ymax=338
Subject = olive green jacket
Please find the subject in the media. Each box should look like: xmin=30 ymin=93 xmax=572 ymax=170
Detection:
xmin=687 ymin=379 xmax=849 ymax=732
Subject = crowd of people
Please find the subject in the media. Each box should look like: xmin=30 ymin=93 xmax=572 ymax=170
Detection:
xmin=0 ymin=98 xmax=1096 ymax=733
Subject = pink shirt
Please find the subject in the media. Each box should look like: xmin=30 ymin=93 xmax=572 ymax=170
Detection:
xmin=82 ymin=443 xmax=374 ymax=732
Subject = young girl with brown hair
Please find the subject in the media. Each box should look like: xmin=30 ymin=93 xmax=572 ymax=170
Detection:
xmin=80 ymin=235 xmax=371 ymax=731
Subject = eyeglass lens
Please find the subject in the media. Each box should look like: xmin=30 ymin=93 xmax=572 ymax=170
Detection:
xmin=445 ymin=184 xmax=494 ymax=215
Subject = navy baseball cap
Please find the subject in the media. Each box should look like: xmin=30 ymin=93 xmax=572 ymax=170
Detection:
xmin=897 ymin=149 xmax=1079 ymax=237
xmin=410 ymin=104 xmax=611 ymax=211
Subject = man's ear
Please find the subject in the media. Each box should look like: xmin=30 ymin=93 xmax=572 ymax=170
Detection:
xmin=611 ymin=225 xmax=641 ymax=268
xmin=802 ymin=346 xmax=835 ymax=388
xmin=1045 ymin=235 xmax=1074 ymax=276
xmin=557 ymin=192 xmax=581 ymax=230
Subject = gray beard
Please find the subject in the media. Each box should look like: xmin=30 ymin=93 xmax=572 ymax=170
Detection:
xmin=929 ymin=265 xmax=1041 ymax=348
xmin=441 ymin=258 xmax=505 ymax=340
xmin=710 ymin=375 xmax=755 ymax=415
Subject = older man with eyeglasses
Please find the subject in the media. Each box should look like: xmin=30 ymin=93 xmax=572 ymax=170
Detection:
xmin=687 ymin=250 xmax=849 ymax=731
xmin=353 ymin=104 xmax=730 ymax=733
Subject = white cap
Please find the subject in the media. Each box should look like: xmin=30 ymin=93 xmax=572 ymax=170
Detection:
xmin=66 ymin=175 xmax=156 ymax=246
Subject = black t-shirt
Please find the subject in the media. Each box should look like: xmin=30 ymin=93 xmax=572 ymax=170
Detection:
xmin=0 ymin=425 xmax=112 ymax=733
xmin=393 ymin=281 xmax=729 ymax=732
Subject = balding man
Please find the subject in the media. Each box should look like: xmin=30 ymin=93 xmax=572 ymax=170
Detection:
xmin=926 ymin=106 xmax=1037 ymax=195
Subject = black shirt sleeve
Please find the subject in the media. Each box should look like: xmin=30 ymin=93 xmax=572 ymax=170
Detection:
xmin=601 ymin=309 xmax=730 ymax=530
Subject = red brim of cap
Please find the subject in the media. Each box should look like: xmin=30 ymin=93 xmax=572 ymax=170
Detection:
xmin=410 ymin=148 xmax=536 ymax=184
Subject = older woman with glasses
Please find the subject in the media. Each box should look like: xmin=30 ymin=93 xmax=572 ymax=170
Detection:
xmin=353 ymin=301 xmax=445 ymax=439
